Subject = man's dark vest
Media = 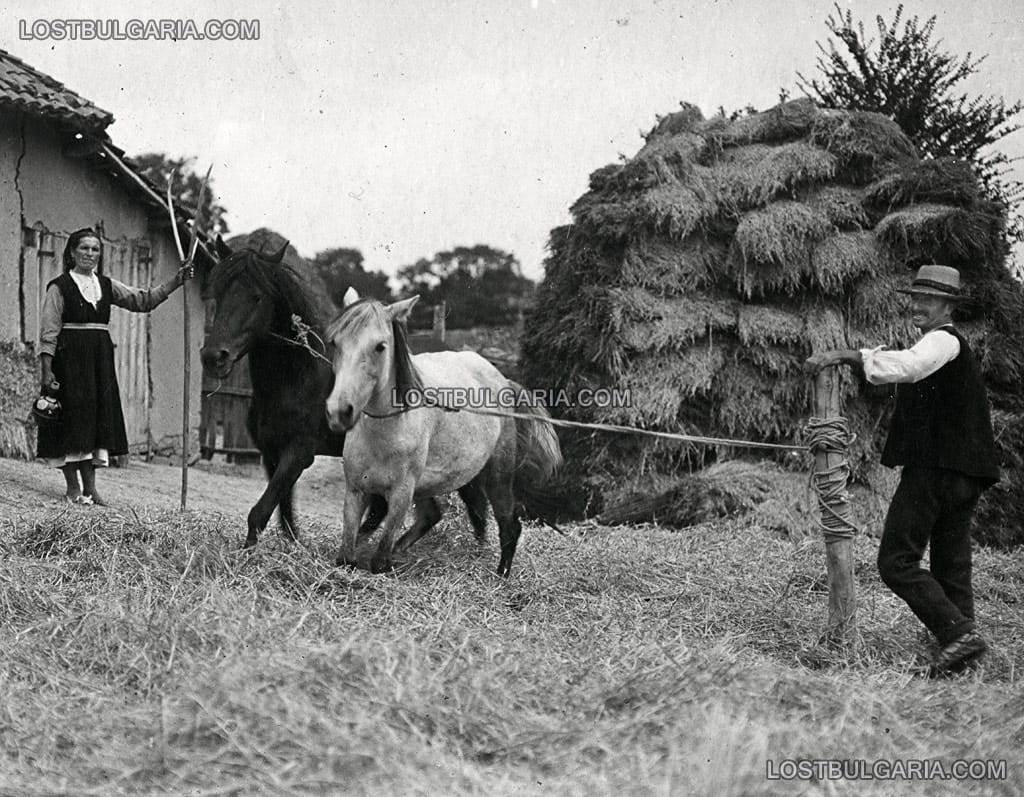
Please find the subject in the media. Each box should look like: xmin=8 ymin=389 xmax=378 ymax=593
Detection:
xmin=49 ymin=271 xmax=114 ymax=324
xmin=881 ymin=326 xmax=1000 ymax=486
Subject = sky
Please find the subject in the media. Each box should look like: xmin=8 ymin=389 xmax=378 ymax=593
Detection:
xmin=4 ymin=0 xmax=1024 ymax=280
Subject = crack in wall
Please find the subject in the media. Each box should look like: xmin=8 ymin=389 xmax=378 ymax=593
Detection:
xmin=15 ymin=111 xmax=28 ymax=346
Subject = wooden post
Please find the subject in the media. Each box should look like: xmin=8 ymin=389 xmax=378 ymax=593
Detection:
xmin=181 ymin=279 xmax=190 ymax=510
xmin=433 ymin=301 xmax=446 ymax=342
xmin=813 ymin=367 xmax=857 ymax=648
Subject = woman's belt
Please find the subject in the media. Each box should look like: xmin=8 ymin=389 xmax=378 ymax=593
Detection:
xmin=61 ymin=323 xmax=109 ymax=331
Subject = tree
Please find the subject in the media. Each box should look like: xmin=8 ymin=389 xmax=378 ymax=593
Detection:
xmin=396 ymin=245 xmax=534 ymax=328
xmin=310 ymin=247 xmax=392 ymax=306
xmin=797 ymin=3 xmax=1023 ymax=241
xmin=133 ymin=153 xmax=229 ymax=235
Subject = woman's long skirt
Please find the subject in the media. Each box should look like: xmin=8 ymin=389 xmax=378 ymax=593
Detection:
xmin=36 ymin=328 xmax=129 ymax=461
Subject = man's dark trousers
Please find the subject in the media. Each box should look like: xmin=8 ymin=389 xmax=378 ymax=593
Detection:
xmin=877 ymin=466 xmax=984 ymax=645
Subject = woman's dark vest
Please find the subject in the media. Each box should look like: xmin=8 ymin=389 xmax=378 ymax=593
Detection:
xmin=51 ymin=271 xmax=113 ymax=324
xmin=881 ymin=327 xmax=1000 ymax=486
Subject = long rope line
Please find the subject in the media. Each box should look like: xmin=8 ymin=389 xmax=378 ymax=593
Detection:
xmin=267 ymin=326 xmax=865 ymax=544
xmin=276 ymin=324 xmax=806 ymax=451
xmin=415 ymin=406 xmax=808 ymax=452
xmin=272 ymin=326 xmax=866 ymax=524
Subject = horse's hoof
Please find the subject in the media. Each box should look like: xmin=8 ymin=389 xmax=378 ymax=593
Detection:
xmin=496 ymin=561 xmax=512 ymax=578
xmin=243 ymin=537 xmax=257 ymax=549
xmin=369 ymin=554 xmax=394 ymax=574
xmin=335 ymin=553 xmax=360 ymax=569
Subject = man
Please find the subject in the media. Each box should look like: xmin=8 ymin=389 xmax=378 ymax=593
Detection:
xmin=805 ymin=265 xmax=999 ymax=676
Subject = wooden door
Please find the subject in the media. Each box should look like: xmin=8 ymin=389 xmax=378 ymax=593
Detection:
xmin=105 ymin=236 xmax=152 ymax=450
xmin=198 ymin=297 xmax=260 ymax=461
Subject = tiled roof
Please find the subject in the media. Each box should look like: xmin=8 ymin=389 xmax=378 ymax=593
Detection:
xmin=0 ymin=48 xmax=113 ymax=131
xmin=0 ymin=48 xmax=214 ymax=262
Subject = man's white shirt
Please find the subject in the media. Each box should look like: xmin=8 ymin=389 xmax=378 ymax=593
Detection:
xmin=860 ymin=326 xmax=960 ymax=385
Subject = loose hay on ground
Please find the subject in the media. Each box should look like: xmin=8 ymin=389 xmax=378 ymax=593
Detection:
xmin=1 ymin=475 xmax=1022 ymax=795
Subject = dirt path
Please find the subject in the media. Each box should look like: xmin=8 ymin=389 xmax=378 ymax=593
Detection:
xmin=0 ymin=455 xmax=349 ymax=526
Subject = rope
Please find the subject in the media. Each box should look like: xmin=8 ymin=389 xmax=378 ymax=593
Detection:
xmin=269 ymin=315 xmax=334 ymax=366
xmin=245 ymin=328 xmax=868 ymax=545
xmin=253 ymin=327 xmax=870 ymax=538
xmin=274 ymin=327 xmax=806 ymax=451
xmin=362 ymin=403 xmax=807 ymax=452
xmin=805 ymin=416 xmax=860 ymax=542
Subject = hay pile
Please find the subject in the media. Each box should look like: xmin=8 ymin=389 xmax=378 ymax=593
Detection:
xmin=522 ymin=98 xmax=1024 ymax=543
xmin=597 ymin=460 xmax=782 ymax=529
xmin=0 ymin=341 xmax=40 ymax=460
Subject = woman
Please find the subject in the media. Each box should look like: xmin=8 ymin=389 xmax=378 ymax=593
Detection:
xmin=37 ymin=227 xmax=192 ymax=505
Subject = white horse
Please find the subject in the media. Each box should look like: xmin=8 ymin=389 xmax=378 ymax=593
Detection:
xmin=325 ymin=288 xmax=562 ymax=576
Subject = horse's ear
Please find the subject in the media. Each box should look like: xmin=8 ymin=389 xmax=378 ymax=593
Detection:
xmin=267 ymin=240 xmax=289 ymax=264
xmin=343 ymin=286 xmax=360 ymax=307
xmin=214 ymin=235 xmax=233 ymax=260
xmin=385 ymin=295 xmax=419 ymax=323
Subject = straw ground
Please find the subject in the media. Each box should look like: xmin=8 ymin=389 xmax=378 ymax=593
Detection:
xmin=0 ymin=457 xmax=1021 ymax=795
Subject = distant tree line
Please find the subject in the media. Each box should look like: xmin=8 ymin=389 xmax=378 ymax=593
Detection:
xmin=132 ymin=153 xmax=532 ymax=328
xmin=311 ymin=243 xmax=534 ymax=329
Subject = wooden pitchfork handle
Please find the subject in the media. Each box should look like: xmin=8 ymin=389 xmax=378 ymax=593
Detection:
xmin=166 ymin=165 xmax=212 ymax=511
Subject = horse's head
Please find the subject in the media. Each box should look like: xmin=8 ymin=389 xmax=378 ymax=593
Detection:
xmin=200 ymin=238 xmax=290 ymax=378
xmin=324 ymin=287 xmax=419 ymax=432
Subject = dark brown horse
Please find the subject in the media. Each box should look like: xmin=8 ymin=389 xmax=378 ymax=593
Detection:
xmin=199 ymin=238 xmax=387 ymax=545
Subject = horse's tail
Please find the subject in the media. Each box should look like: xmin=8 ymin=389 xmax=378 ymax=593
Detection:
xmin=509 ymin=382 xmax=563 ymax=522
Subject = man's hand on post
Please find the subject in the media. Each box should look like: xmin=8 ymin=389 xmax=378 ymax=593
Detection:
xmin=805 ymin=351 xmax=837 ymax=374
xmin=804 ymin=349 xmax=863 ymax=375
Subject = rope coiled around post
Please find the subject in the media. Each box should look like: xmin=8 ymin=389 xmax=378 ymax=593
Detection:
xmin=805 ymin=416 xmax=860 ymax=543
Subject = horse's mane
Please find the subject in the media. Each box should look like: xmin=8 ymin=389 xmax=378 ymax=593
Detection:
xmin=325 ymin=299 xmax=424 ymax=407
xmin=206 ymin=248 xmax=327 ymax=330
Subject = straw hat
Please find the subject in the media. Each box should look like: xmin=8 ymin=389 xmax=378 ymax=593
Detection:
xmin=896 ymin=265 xmax=963 ymax=299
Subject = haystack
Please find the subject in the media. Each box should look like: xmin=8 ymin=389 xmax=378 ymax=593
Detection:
xmin=522 ymin=98 xmax=1024 ymax=544
xmin=0 ymin=341 xmax=39 ymax=460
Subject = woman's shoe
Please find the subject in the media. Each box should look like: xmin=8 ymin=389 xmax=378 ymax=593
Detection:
xmin=65 ymin=494 xmax=93 ymax=505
